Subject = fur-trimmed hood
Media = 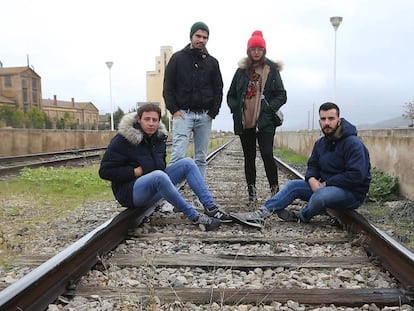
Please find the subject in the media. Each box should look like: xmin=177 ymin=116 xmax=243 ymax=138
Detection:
xmin=237 ymin=57 xmax=284 ymax=71
xmin=117 ymin=112 xmax=168 ymax=145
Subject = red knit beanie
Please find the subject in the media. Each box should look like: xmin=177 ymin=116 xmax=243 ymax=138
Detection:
xmin=247 ymin=30 xmax=266 ymax=50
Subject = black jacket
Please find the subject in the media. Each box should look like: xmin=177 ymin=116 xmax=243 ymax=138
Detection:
xmin=99 ymin=113 xmax=168 ymax=207
xmin=227 ymin=57 xmax=287 ymax=134
xmin=163 ymin=44 xmax=223 ymax=119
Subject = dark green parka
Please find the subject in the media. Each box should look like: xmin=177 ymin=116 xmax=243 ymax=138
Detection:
xmin=227 ymin=57 xmax=287 ymax=134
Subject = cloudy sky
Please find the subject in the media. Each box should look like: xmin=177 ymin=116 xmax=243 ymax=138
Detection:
xmin=2 ymin=0 xmax=413 ymax=131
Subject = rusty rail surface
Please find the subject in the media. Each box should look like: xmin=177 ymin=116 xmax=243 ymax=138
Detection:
xmin=0 ymin=148 xmax=107 ymax=176
xmin=0 ymin=140 xmax=232 ymax=311
xmin=278 ymin=158 xmax=414 ymax=294
xmin=0 ymin=140 xmax=413 ymax=310
xmin=0 ymin=207 xmax=155 ymax=311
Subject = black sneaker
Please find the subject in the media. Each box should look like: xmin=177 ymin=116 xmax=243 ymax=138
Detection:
xmin=192 ymin=214 xmax=221 ymax=231
xmin=204 ymin=206 xmax=233 ymax=223
xmin=277 ymin=210 xmax=299 ymax=222
xmin=298 ymin=211 xmax=310 ymax=223
xmin=247 ymin=184 xmax=257 ymax=206
xmin=270 ymin=185 xmax=279 ymax=197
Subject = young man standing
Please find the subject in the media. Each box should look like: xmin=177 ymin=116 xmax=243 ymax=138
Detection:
xmin=163 ymin=21 xmax=223 ymax=180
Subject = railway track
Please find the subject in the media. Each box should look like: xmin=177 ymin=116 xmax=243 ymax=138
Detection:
xmin=0 ymin=138 xmax=413 ymax=310
xmin=0 ymin=143 xmax=177 ymax=177
xmin=0 ymin=148 xmax=107 ymax=177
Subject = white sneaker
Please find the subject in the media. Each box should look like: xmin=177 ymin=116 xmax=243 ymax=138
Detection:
xmin=230 ymin=209 xmax=270 ymax=229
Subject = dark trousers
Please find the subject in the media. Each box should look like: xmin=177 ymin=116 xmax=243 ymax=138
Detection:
xmin=239 ymin=128 xmax=278 ymax=188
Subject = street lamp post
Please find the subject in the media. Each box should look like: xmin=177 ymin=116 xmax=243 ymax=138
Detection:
xmin=330 ymin=16 xmax=342 ymax=103
xmin=105 ymin=61 xmax=114 ymax=131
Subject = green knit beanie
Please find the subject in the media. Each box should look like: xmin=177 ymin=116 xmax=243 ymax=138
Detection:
xmin=190 ymin=21 xmax=209 ymax=38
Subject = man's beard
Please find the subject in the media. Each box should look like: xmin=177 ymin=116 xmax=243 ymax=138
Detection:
xmin=323 ymin=121 xmax=341 ymax=139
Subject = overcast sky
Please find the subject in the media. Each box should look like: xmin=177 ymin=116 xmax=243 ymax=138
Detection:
xmin=2 ymin=0 xmax=413 ymax=131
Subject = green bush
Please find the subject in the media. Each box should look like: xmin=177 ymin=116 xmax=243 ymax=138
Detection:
xmin=366 ymin=167 xmax=399 ymax=202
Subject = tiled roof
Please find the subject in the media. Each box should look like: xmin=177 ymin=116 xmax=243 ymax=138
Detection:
xmin=0 ymin=66 xmax=40 ymax=78
xmin=41 ymin=98 xmax=98 ymax=112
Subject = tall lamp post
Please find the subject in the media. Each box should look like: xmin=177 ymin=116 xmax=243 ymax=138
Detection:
xmin=330 ymin=16 xmax=342 ymax=103
xmin=105 ymin=61 xmax=114 ymax=131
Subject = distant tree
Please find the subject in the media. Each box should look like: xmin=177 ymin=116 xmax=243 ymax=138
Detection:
xmin=44 ymin=117 xmax=53 ymax=129
xmin=113 ymin=107 xmax=125 ymax=130
xmin=161 ymin=114 xmax=170 ymax=131
xmin=402 ymin=101 xmax=414 ymax=127
xmin=56 ymin=112 xmax=76 ymax=129
xmin=25 ymin=107 xmax=50 ymax=129
xmin=56 ymin=118 xmax=65 ymax=129
xmin=64 ymin=112 xmax=76 ymax=129
xmin=0 ymin=106 xmax=25 ymax=128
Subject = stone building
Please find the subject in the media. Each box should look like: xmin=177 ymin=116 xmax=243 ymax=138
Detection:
xmin=0 ymin=66 xmax=42 ymax=111
xmin=42 ymin=95 xmax=99 ymax=129
xmin=0 ymin=65 xmax=99 ymax=129
xmin=146 ymin=46 xmax=173 ymax=117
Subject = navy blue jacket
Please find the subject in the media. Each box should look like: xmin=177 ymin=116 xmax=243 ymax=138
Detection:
xmin=99 ymin=113 xmax=168 ymax=207
xmin=305 ymin=118 xmax=371 ymax=202
xmin=163 ymin=44 xmax=223 ymax=119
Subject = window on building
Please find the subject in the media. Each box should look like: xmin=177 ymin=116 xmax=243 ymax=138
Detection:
xmin=32 ymin=90 xmax=38 ymax=106
xmin=31 ymin=78 xmax=39 ymax=106
xmin=22 ymin=78 xmax=28 ymax=88
xmin=4 ymin=75 xmax=12 ymax=87
xmin=22 ymin=78 xmax=29 ymax=111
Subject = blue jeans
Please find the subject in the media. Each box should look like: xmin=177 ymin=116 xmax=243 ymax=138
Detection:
xmin=132 ymin=158 xmax=215 ymax=220
xmin=261 ymin=179 xmax=361 ymax=221
xmin=170 ymin=110 xmax=212 ymax=178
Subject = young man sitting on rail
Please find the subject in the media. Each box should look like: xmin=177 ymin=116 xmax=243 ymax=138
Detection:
xmin=99 ymin=103 xmax=232 ymax=231
xmin=232 ymin=102 xmax=372 ymax=228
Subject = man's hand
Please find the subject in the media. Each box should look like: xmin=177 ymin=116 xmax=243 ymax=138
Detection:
xmin=134 ymin=166 xmax=143 ymax=177
xmin=173 ymin=111 xmax=184 ymax=119
xmin=308 ymin=177 xmax=325 ymax=192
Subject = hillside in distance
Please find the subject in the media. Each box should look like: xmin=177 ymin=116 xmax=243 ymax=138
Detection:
xmin=358 ymin=116 xmax=412 ymax=129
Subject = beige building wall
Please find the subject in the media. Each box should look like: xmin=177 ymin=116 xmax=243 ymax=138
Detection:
xmin=146 ymin=46 xmax=173 ymax=117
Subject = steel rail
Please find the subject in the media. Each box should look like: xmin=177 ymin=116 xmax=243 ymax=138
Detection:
xmin=0 ymin=206 xmax=155 ymax=311
xmin=0 ymin=142 xmax=172 ymax=165
xmin=275 ymin=157 xmax=414 ymax=299
xmin=328 ymin=209 xmax=414 ymax=292
xmin=0 ymin=139 xmax=234 ymax=311
xmin=1 ymin=139 xmax=412 ymax=309
xmin=0 ymin=151 xmax=104 ymax=176
xmin=0 ymin=148 xmax=106 ymax=162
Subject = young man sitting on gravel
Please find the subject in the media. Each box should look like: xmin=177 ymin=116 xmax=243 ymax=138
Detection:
xmin=232 ymin=102 xmax=372 ymax=228
xmin=99 ymin=103 xmax=232 ymax=231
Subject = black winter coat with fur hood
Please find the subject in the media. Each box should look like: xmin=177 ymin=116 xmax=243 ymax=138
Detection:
xmin=99 ymin=112 xmax=168 ymax=208
xmin=227 ymin=57 xmax=287 ymax=134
